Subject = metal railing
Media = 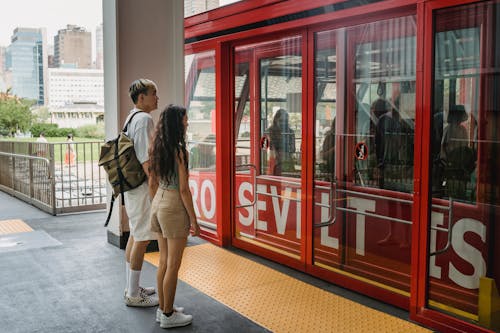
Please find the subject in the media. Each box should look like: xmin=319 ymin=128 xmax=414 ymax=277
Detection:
xmin=0 ymin=140 xmax=107 ymax=215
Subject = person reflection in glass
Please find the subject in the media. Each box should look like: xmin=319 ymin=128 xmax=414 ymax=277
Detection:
xmin=374 ymin=98 xmax=399 ymax=189
xmin=320 ymin=119 xmax=335 ymax=181
xmin=374 ymin=97 xmax=410 ymax=248
xmin=267 ymin=109 xmax=296 ymax=176
xmin=431 ymin=107 xmax=445 ymax=195
xmin=440 ymin=105 xmax=475 ymax=200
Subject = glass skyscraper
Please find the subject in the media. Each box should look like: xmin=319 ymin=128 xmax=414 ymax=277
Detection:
xmin=5 ymin=28 xmax=47 ymax=105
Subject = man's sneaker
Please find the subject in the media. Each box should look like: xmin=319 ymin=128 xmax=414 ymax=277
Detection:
xmin=156 ymin=307 xmax=184 ymax=322
xmin=125 ymin=293 xmax=159 ymax=307
xmin=160 ymin=311 xmax=192 ymax=329
xmin=124 ymin=286 xmax=156 ymax=299
xmin=139 ymin=286 xmax=156 ymax=296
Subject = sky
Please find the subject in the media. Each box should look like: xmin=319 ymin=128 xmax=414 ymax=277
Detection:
xmin=0 ymin=0 xmax=241 ymax=51
xmin=0 ymin=0 xmax=102 ymax=48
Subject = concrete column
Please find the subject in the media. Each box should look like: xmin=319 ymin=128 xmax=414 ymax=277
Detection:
xmin=103 ymin=0 xmax=185 ymax=248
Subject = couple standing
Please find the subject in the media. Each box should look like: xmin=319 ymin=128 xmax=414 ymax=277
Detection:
xmin=122 ymin=79 xmax=200 ymax=329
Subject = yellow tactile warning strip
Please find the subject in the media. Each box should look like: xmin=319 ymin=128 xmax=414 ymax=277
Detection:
xmin=0 ymin=219 xmax=33 ymax=235
xmin=145 ymin=243 xmax=431 ymax=333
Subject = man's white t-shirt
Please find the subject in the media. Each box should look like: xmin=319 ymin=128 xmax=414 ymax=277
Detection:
xmin=124 ymin=108 xmax=154 ymax=164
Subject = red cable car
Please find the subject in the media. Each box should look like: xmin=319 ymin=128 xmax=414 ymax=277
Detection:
xmin=184 ymin=1 xmax=500 ymax=332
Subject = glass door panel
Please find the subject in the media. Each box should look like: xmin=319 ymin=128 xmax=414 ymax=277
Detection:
xmin=185 ymin=51 xmax=217 ymax=235
xmin=313 ymin=29 xmax=340 ymax=267
xmin=427 ymin=3 xmax=500 ymax=330
xmin=313 ymin=16 xmax=417 ymax=295
xmin=234 ymin=36 xmax=303 ymax=258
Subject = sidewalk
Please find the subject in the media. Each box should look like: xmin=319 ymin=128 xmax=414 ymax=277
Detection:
xmin=0 ymin=191 xmax=267 ymax=333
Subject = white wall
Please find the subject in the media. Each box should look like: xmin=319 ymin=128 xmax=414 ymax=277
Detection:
xmin=103 ymin=0 xmax=185 ymax=239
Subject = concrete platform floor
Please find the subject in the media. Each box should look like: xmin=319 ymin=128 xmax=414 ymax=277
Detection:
xmin=0 ymin=190 xmax=427 ymax=333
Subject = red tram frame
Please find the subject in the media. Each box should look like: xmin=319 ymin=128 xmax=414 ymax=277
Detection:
xmin=184 ymin=1 xmax=499 ymax=332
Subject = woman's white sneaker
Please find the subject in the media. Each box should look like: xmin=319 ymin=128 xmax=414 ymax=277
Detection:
xmin=156 ymin=307 xmax=184 ymax=322
xmin=160 ymin=311 xmax=192 ymax=328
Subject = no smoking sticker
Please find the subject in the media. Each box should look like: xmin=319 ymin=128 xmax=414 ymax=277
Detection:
xmin=355 ymin=142 xmax=368 ymax=160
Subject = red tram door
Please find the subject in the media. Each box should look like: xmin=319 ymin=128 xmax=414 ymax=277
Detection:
xmin=421 ymin=2 xmax=500 ymax=331
xmin=230 ymin=9 xmax=500 ymax=329
xmin=312 ymin=17 xmax=416 ymax=303
xmin=233 ymin=35 xmax=305 ymax=261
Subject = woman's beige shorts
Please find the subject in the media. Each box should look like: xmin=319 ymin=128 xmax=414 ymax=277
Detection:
xmin=150 ymin=188 xmax=191 ymax=239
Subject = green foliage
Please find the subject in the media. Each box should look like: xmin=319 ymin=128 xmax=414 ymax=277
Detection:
xmin=0 ymin=98 xmax=33 ymax=136
xmin=30 ymin=123 xmax=74 ymax=137
xmin=74 ymin=123 xmax=104 ymax=139
xmin=32 ymin=107 xmax=51 ymax=123
xmin=30 ymin=123 xmax=58 ymax=137
xmin=31 ymin=122 xmax=104 ymax=139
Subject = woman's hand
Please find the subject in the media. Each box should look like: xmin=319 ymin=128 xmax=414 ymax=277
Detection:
xmin=190 ymin=218 xmax=200 ymax=237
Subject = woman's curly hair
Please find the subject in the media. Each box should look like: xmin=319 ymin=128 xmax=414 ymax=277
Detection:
xmin=149 ymin=104 xmax=188 ymax=185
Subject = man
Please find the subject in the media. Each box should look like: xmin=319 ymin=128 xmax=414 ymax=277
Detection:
xmin=36 ymin=132 xmax=48 ymax=157
xmin=123 ymin=79 xmax=159 ymax=307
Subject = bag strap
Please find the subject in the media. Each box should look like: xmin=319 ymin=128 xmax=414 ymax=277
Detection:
xmin=123 ymin=110 xmax=144 ymax=133
xmin=104 ymin=195 xmax=115 ymax=227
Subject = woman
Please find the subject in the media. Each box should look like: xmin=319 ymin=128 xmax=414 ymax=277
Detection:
xmin=149 ymin=104 xmax=201 ymax=329
xmin=64 ymin=133 xmax=76 ymax=165
xmin=266 ymin=108 xmax=296 ymax=175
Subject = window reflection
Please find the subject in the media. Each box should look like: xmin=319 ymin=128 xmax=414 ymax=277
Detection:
xmin=431 ymin=27 xmax=480 ymax=203
xmin=185 ymin=51 xmax=217 ymax=171
xmin=314 ymin=34 xmax=336 ymax=182
xmin=260 ymin=52 xmax=302 ymax=178
xmin=352 ymin=19 xmax=416 ymax=193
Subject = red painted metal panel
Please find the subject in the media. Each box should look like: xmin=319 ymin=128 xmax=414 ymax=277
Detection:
xmin=410 ymin=0 xmax=427 ymax=318
xmin=185 ymin=0 xmax=417 ymax=42
xmin=415 ymin=308 xmax=494 ymax=333
xmin=216 ymin=42 xmax=233 ymax=246
xmin=185 ymin=0 xmax=285 ymax=28
xmin=304 ymin=28 xmax=315 ymax=267
xmin=185 ymin=1 xmax=498 ymax=332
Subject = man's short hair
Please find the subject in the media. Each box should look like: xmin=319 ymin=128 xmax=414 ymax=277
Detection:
xmin=129 ymin=79 xmax=157 ymax=104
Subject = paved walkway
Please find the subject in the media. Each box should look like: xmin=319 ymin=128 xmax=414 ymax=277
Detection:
xmin=0 ymin=191 xmax=266 ymax=333
xmin=0 ymin=190 xmax=430 ymax=333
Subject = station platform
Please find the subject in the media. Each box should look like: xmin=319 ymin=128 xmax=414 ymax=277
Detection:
xmin=0 ymin=190 xmax=433 ymax=333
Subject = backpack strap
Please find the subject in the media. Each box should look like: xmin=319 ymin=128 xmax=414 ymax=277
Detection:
xmin=123 ymin=110 xmax=144 ymax=134
xmin=104 ymin=195 xmax=115 ymax=227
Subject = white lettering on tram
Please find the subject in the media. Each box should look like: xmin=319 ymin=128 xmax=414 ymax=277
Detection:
xmin=201 ymin=179 xmax=488 ymax=290
xmin=430 ymin=213 xmax=486 ymax=289
xmin=271 ymin=186 xmax=291 ymax=235
xmin=200 ymin=179 xmax=216 ymax=219
xmin=449 ymin=218 xmax=486 ymax=289
xmin=429 ymin=211 xmax=444 ymax=279
xmin=320 ymin=192 xmax=338 ymax=249
xmin=190 ymin=179 xmax=217 ymax=219
xmin=189 ymin=179 xmax=200 ymax=217
xmin=237 ymin=181 xmax=253 ymax=226
xmin=256 ymin=184 xmax=268 ymax=231
xmin=347 ymin=197 xmax=376 ymax=256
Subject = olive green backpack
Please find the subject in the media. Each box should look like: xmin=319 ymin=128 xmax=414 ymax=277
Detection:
xmin=99 ymin=111 xmax=146 ymax=226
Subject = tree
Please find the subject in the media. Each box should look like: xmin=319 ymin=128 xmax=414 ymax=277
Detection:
xmin=32 ymin=106 xmax=51 ymax=124
xmin=0 ymin=92 xmax=34 ymax=136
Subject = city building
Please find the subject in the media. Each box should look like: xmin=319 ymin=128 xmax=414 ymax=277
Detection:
xmin=184 ymin=0 xmax=219 ymax=16
xmin=53 ymin=25 xmax=92 ymax=69
xmin=47 ymin=67 xmax=103 ymax=107
xmin=95 ymin=23 xmax=103 ymax=69
xmin=48 ymin=102 xmax=103 ymax=128
xmin=46 ymin=44 xmax=55 ymax=68
xmin=0 ymin=46 xmax=5 ymax=74
xmin=4 ymin=27 xmax=47 ymax=105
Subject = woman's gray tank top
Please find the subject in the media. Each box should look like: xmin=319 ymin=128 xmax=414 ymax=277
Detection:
xmin=159 ymin=162 xmax=179 ymax=190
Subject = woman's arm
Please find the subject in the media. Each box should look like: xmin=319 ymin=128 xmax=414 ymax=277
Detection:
xmin=148 ymin=169 xmax=158 ymax=200
xmin=177 ymin=151 xmax=200 ymax=236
